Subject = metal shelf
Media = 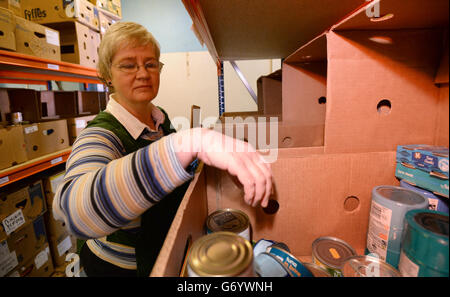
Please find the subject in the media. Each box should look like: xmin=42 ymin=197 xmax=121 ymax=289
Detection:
xmin=0 ymin=147 xmax=71 ymax=188
xmin=0 ymin=49 xmax=101 ymax=85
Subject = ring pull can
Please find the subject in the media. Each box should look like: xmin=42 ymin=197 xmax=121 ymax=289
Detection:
xmin=206 ymin=208 xmax=251 ymax=241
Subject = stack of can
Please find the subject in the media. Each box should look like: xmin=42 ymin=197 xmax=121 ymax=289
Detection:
xmin=365 ymin=185 xmax=429 ymax=268
xmin=398 ymin=209 xmax=449 ymax=277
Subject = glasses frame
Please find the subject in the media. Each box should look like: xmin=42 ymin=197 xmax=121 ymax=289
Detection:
xmin=113 ymin=61 xmax=164 ymax=74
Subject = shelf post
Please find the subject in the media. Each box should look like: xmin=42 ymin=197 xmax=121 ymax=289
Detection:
xmin=217 ymin=61 xmax=225 ymax=116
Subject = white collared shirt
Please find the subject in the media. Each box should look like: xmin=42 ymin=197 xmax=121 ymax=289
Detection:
xmin=105 ymin=93 xmax=166 ymax=140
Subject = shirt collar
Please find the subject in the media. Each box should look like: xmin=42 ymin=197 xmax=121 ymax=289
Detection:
xmin=105 ymin=94 xmax=165 ymax=140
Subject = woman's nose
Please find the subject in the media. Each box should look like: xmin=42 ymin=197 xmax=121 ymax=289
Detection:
xmin=135 ymin=65 xmax=151 ymax=78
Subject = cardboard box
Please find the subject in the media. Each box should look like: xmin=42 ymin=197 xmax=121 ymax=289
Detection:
xmin=0 ymin=125 xmax=28 ymax=170
xmin=395 ymin=162 xmax=449 ymax=198
xmin=0 ymin=215 xmax=48 ymax=277
xmin=47 ymin=21 xmax=100 ymax=68
xmin=0 ymin=180 xmax=47 ymax=243
xmin=99 ymin=91 xmax=109 ymax=110
xmin=396 ymin=145 xmax=449 ymax=178
xmin=257 ymin=70 xmax=282 ymax=115
xmin=150 ymin=150 xmax=400 ymax=276
xmin=0 ymin=0 xmax=21 ymax=17
xmin=66 ymin=114 xmax=96 ymax=145
xmin=47 ymin=232 xmax=76 ymax=267
xmin=14 ymin=16 xmax=61 ymax=61
xmin=0 ymin=89 xmax=11 ymax=126
xmin=89 ymin=0 xmax=121 ymax=18
xmin=98 ymin=6 xmax=119 ymax=36
xmin=40 ymin=90 xmax=78 ymax=118
xmin=6 ymin=243 xmax=54 ymax=277
xmin=21 ymin=0 xmax=100 ymax=31
xmin=0 ymin=6 xmax=16 ymax=51
xmin=22 ymin=119 xmax=70 ymax=160
xmin=43 ymin=171 xmax=65 ymax=209
xmin=77 ymin=91 xmax=100 ymax=115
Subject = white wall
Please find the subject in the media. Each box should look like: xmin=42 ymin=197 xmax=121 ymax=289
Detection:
xmin=154 ymin=51 xmax=281 ymax=124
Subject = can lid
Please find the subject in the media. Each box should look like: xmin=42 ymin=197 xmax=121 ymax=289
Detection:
xmin=303 ymin=262 xmax=331 ymax=277
xmin=413 ymin=211 xmax=449 ymax=237
xmin=341 ymin=255 xmax=402 ymax=277
xmin=188 ymin=231 xmax=253 ymax=276
xmin=373 ymin=186 xmax=427 ymax=206
xmin=312 ymin=237 xmax=357 ymax=269
xmin=206 ymin=208 xmax=249 ymax=234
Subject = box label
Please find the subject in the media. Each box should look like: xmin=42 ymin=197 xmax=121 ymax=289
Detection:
xmin=57 ymin=235 xmax=73 ymax=257
xmin=47 ymin=64 xmax=60 ymax=70
xmin=2 ymin=209 xmax=26 ymax=236
xmin=0 ymin=250 xmax=18 ymax=277
xmin=45 ymin=29 xmax=60 ymax=46
xmin=51 ymin=156 xmax=63 ymax=165
xmin=0 ymin=176 xmax=9 ymax=186
xmin=75 ymin=119 xmax=87 ymax=129
xmin=34 ymin=246 xmax=49 ymax=269
xmin=24 ymin=125 xmax=38 ymax=134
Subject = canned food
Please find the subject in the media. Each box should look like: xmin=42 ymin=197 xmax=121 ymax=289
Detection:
xmin=303 ymin=262 xmax=332 ymax=277
xmin=342 ymin=255 xmax=402 ymax=277
xmin=187 ymin=231 xmax=255 ymax=277
xmin=253 ymin=239 xmax=290 ymax=258
xmin=206 ymin=208 xmax=251 ymax=241
xmin=266 ymin=246 xmax=313 ymax=277
xmin=312 ymin=236 xmax=357 ymax=277
xmin=254 ymin=252 xmax=293 ymax=277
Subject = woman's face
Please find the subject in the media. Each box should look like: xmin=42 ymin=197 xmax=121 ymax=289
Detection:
xmin=110 ymin=43 xmax=160 ymax=106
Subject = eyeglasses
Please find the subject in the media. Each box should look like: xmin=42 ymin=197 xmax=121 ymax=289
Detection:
xmin=113 ymin=61 xmax=164 ymax=74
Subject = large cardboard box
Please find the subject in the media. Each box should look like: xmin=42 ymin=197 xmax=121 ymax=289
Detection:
xmin=47 ymin=21 xmax=100 ymax=68
xmin=5 ymin=243 xmax=54 ymax=277
xmin=0 ymin=6 xmax=16 ymax=51
xmin=0 ymin=214 xmax=49 ymax=277
xmin=42 ymin=171 xmax=64 ymax=209
xmin=0 ymin=180 xmax=46 ymax=243
xmin=77 ymin=91 xmax=100 ymax=115
xmin=98 ymin=6 xmax=119 ymax=37
xmin=0 ymin=125 xmax=28 ymax=170
xmin=21 ymin=0 xmax=100 ymax=32
xmin=0 ymin=88 xmax=11 ymax=126
xmin=14 ymin=16 xmax=61 ymax=61
xmin=66 ymin=114 xmax=96 ymax=145
xmin=0 ymin=0 xmax=21 ymax=17
xmin=40 ymin=90 xmax=78 ymax=118
xmin=22 ymin=119 xmax=70 ymax=160
xmin=256 ymin=69 xmax=282 ymax=115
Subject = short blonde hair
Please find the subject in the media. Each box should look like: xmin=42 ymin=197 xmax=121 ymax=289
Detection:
xmin=97 ymin=22 xmax=161 ymax=88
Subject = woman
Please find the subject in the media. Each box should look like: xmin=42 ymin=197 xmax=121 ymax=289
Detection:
xmin=53 ymin=22 xmax=272 ymax=277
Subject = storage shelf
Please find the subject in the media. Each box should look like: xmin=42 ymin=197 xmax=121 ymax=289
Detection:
xmin=0 ymin=49 xmax=101 ymax=85
xmin=0 ymin=147 xmax=71 ymax=188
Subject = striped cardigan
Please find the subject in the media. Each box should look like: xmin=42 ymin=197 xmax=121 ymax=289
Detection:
xmin=52 ymin=103 xmax=193 ymax=272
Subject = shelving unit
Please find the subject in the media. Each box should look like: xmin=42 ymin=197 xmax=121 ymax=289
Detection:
xmin=0 ymin=50 xmax=101 ymax=188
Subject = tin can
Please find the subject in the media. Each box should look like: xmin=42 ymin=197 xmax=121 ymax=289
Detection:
xmin=266 ymin=246 xmax=313 ymax=277
xmin=187 ymin=231 xmax=255 ymax=277
xmin=312 ymin=236 xmax=357 ymax=277
xmin=10 ymin=112 xmax=23 ymax=124
xmin=253 ymin=239 xmax=290 ymax=258
xmin=206 ymin=208 xmax=251 ymax=241
xmin=399 ymin=209 xmax=449 ymax=277
xmin=342 ymin=255 xmax=402 ymax=277
xmin=254 ymin=252 xmax=293 ymax=277
xmin=303 ymin=262 xmax=332 ymax=277
xmin=366 ymin=185 xmax=428 ymax=268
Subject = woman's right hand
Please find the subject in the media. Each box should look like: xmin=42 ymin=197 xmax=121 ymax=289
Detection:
xmin=171 ymin=128 xmax=272 ymax=208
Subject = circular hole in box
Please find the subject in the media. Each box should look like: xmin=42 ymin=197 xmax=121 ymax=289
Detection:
xmin=282 ymin=137 xmax=292 ymax=147
xmin=318 ymin=96 xmax=326 ymax=104
xmin=377 ymin=99 xmax=391 ymax=115
xmin=263 ymin=199 xmax=279 ymax=215
xmin=344 ymin=196 xmax=360 ymax=212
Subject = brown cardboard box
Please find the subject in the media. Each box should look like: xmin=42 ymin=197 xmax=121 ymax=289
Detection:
xmin=89 ymin=0 xmax=121 ymax=18
xmin=47 ymin=232 xmax=77 ymax=267
xmin=7 ymin=89 xmax=42 ymax=123
xmin=14 ymin=16 xmax=61 ymax=61
xmin=98 ymin=7 xmax=119 ymax=36
xmin=22 ymin=119 xmax=70 ymax=160
xmin=47 ymin=21 xmax=100 ymax=68
xmin=66 ymin=114 xmax=96 ymax=145
xmin=0 ymin=215 xmax=48 ymax=277
xmin=0 ymin=125 xmax=28 ymax=170
xmin=0 ymin=0 xmax=21 ymax=17
xmin=6 ymin=243 xmax=54 ymax=277
xmin=42 ymin=171 xmax=64 ymax=209
xmin=0 ymin=89 xmax=11 ymax=126
xmin=77 ymin=91 xmax=100 ymax=115
xmin=40 ymin=90 xmax=78 ymax=118
xmin=21 ymin=0 xmax=100 ymax=32
xmin=0 ymin=6 xmax=16 ymax=51
xmin=256 ymin=70 xmax=282 ymax=115
xmin=0 ymin=180 xmax=47 ymax=243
